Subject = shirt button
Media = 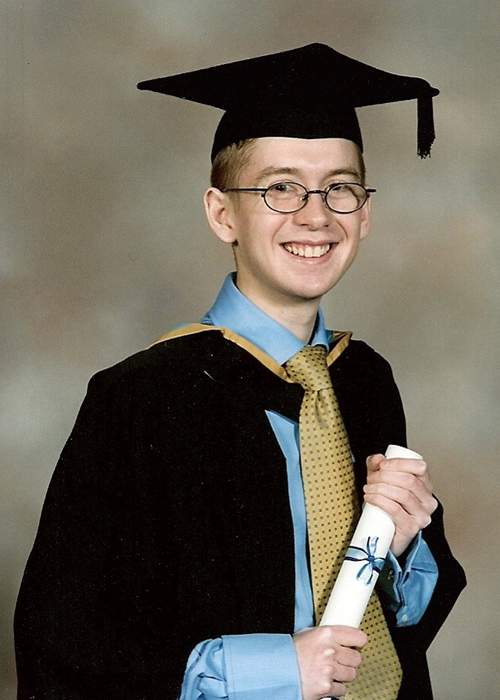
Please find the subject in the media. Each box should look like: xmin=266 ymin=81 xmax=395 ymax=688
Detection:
xmin=401 ymin=613 xmax=409 ymax=623
xmin=387 ymin=570 xmax=394 ymax=580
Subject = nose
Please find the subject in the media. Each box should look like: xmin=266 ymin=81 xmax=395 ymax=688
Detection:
xmin=293 ymin=191 xmax=331 ymax=229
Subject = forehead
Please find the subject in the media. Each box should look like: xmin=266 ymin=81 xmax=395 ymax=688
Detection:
xmin=241 ymin=137 xmax=362 ymax=180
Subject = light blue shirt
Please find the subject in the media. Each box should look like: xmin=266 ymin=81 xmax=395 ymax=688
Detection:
xmin=180 ymin=274 xmax=438 ymax=700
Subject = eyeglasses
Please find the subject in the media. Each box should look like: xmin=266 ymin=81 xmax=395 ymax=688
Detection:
xmin=222 ymin=181 xmax=376 ymax=214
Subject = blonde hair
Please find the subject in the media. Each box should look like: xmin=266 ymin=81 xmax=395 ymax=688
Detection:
xmin=210 ymin=139 xmax=258 ymax=190
xmin=210 ymin=138 xmax=366 ymax=188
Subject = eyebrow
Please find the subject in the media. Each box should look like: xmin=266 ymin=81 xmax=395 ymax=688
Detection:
xmin=255 ymin=165 xmax=361 ymax=183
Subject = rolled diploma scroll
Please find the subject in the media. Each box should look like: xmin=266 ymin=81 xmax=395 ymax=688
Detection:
xmin=320 ymin=444 xmax=423 ymax=628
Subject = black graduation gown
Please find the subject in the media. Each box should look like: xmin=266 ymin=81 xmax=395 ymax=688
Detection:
xmin=14 ymin=330 xmax=466 ymax=699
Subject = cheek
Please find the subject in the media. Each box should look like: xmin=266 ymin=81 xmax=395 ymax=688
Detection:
xmin=236 ymin=219 xmax=286 ymax=251
xmin=231 ymin=205 xmax=291 ymax=262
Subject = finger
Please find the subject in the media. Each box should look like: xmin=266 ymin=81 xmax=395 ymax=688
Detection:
xmin=321 ymin=625 xmax=368 ymax=649
xmin=331 ymin=662 xmax=357 ymax=683
xmin=364 ymin=475 xmax=437 ymax=511
xmin=367 ymin=469 xmax=432 ymax=492
xmin=331 ymin=681 xmax=347 ymax=697
xmin=377 ymin=457 xmax=428 ymax=476
xmin=366 ymin=470 xmax=434 ymax=501
xmin=364 ymin=483 xmax=422 ymax=517
xmin=363 ymin=492 xmax=433 ymax=530
xmin=334 ymin=646 xmax=363 ymax=669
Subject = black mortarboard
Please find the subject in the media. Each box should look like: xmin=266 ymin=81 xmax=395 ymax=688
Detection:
xmin=137 ymin=43 xmax=439 ymax=161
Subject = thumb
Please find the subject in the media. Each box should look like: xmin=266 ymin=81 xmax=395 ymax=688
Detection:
xmin=366 ymin=453 xmax=384 ymax=473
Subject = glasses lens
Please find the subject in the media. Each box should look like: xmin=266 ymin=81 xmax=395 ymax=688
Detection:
xmin=326 ymin=184 xmax=367 ymax=213
xmin=264 ymin=182 xmax=307 ymax=212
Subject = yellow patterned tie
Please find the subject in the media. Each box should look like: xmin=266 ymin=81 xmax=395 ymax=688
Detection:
xmin=285 ymin=345 xmax=402 ymax=700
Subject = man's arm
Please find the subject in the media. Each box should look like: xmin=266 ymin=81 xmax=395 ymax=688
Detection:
xmin=180 ymin=635 xmax=302 ymax=700
xmin=363 ymin=451 xmax=465 ymax=649
xmin=15 ymin=371 xmax=193 ymax=699
xmin=336 ymin=340 xmax=466 ymax=698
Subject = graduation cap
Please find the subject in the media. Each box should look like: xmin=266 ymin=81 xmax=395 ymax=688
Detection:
xmin=137 ymin=43 xmax=439 ymax=160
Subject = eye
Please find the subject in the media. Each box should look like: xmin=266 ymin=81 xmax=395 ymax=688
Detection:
xmin=266 ymin=182 xmax=306 ymax=202
xmin=328 ymin=182 xmax=355 ymax=193
xmin=325 ymin=183 xmax=367 ymax=211
xmin=269 ymin=182 xmax=296 ymax=193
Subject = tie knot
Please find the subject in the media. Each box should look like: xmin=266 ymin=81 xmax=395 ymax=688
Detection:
xmin=285 ymin=345 xmax=332 ymax=392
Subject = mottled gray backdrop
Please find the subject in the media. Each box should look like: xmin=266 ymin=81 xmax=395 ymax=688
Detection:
xmin=2 ymin=1 xmax=499 ymax=698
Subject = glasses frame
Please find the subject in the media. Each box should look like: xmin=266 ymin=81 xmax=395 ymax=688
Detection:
xmin=222 ymin=181 xmax=376 ymax=214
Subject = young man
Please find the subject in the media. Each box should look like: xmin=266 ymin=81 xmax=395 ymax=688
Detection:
xmin=15 ymin=45 xmax=465 ymax=700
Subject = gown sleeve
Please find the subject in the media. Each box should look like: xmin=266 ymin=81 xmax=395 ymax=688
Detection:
xmin=347 ymin=345 xmax=466 ymax=697
xmin=15 ymin=369 xmax=196 ymax=699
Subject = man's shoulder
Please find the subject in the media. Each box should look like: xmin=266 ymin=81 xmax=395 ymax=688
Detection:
xmin=336 ymin=336 xmax=394 ymax=375
xmin=330 ymin=336 xmax=401 ymax=406
xmin=87 ymin=326 xmax=228 ymax=393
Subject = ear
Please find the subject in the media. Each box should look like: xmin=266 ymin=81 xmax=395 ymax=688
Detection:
xmin=203 ymin=187 xmax=238 ymax=244
xmin=359 ymin=194 xmax=372 ymax=240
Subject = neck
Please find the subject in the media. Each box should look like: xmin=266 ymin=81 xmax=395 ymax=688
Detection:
xmin=236 ymin=278 xmax=321 ymax=343
xmin=277 ymin=305 xmax=319 ymax=343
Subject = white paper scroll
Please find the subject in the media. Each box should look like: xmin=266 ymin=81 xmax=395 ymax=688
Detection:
xmin=319 ymin=444 xmax=423 ymax=628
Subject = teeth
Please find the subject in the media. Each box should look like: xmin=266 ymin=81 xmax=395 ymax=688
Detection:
xmin=283 ymin=243 xmax=331 ymax=258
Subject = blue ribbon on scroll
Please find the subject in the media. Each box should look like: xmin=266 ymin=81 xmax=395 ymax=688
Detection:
xmin=345 ymin=536 xmax=387 ymax=585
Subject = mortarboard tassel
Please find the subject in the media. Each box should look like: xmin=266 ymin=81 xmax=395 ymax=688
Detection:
xmin=417 ymin=94 xmax=436 ymax=158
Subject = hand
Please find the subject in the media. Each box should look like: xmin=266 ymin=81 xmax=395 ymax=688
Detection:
xmin=293 ymin=625 xmax=367 ymax=700
xmin=363 ymin=454 xmax=438 ymax=557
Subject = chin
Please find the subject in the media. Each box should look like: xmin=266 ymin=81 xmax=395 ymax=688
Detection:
xmin=287 ymin=283 xmax=334 ymax=303
xmin=295 ymin=276 xmax=342 ymax=300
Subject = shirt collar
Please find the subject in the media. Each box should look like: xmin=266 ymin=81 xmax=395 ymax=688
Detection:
xmin=201 ymin=273 xmax=330 ymax=365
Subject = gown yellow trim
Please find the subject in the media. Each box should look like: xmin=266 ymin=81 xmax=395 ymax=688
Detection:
xmin=153 ymin=323 xmax=352 ymax=380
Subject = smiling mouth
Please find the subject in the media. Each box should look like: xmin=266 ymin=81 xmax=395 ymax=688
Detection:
xmin=282 ymin=242 xmax=333 ymax=258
